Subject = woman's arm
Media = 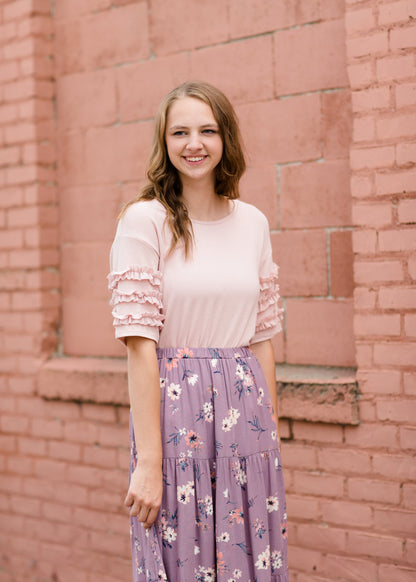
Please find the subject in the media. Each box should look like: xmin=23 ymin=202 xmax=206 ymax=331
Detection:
xmin=249 ymin=339 xmax=280 ymax=438
xmin=124 ymin=336 xmax=163 ymax=528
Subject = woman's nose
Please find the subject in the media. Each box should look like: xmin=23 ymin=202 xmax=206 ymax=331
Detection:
xmin=186 ymin=133 xmax=203 ymax=150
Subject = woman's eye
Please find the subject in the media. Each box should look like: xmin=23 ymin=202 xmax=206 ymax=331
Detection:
xmin=173 ymin=131 xmax=186 ymax=136
xmin=202 ymin=129 xmax=216 ymax=134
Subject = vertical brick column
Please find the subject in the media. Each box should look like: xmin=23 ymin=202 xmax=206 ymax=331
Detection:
xmin=0 ymin=1 xmax=59 ymax=578
xmin=346 ymin=1 xmax=416 ymax=579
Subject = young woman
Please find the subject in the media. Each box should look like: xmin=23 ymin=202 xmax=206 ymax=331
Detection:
xmin=108 ymin=81 xmax=288 ymax=581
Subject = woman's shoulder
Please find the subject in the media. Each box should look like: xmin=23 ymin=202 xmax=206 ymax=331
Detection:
xmin=119 ymin=198 xmax=167 ymax=231
xmin=235 ymin=199 xmax=269 ymax=228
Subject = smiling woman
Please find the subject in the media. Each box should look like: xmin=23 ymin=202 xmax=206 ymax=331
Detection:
xmin=107 ymin=81 xmax=288 ymax=582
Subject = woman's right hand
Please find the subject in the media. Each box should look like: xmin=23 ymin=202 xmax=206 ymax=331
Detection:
xmin=125 ymin=458 xmax=163 ymax=529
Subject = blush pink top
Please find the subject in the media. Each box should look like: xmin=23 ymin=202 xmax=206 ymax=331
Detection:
xmin=108 ymin=198 xmax=283 ymax=348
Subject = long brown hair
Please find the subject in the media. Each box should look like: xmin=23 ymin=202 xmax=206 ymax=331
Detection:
xmin=119 ymin=81 xmax=246 ymax=257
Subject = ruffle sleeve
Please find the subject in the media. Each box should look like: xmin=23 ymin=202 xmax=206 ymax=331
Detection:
xmin=251 ymin=220 xmax=284 ymax=344
xmin=107 ymin=203 xmax=164 ymax=344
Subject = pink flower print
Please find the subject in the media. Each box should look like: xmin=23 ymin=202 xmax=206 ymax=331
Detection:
xmin=216 ymin=550 xmax=227 ymax=575
xmin=185 ymin=429 xmax=203 ymax=450
xmin=166 ymin=358 xmax=178 ymax=371
xmin=177 ymin=347 xmax=193 ymax=359
xmin=228 ymin=506 xmax=244 ymax=525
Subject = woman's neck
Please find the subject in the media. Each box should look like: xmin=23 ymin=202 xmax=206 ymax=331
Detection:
xmin=181 ymin=180 xmax=230 ymax=222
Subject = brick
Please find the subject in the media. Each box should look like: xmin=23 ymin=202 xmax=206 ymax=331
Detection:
xmin=10 ymin=494 xmax=41 ymax=517
xmin=280 ymin=160 xmax=351 ymax=228
xmin=355 ymin=343 xmax=375 ymax=369
xmin=322 ymin=500 xmax=372 ymax=527
xmin=398 ymin=199 xmax=416 ymax=223
xmin=34 ymin=458 xmax=67 ymax=482
xmin=353 ymin=115 xmax=376 ymax=142
xmin=318 ymin=448 xmax=371 ymax=474
xmin=353 ymin=201 xmax=393 ymax=227
xmin=53 ymin=482 xmax=88 ymax=506
xmin=0 ymin=434 xmax=16 ymax=453
xmin=292 ymin=421 xmax=343 ymax=444
xmin=271 ymin=230 xmax=327 ymax=296
xmin=324 ymin=554 xmax=376 ymax=582
xmin=63 ymin=420 xmax=99 ymax=444
xmin=280 ymin=443 xmax=317 ymax=469
xmin=83 ymin=3 xmax=149 ymax=69
xmin=354 ymin=259 xmax=403 ymax=282
xmin=322 ymin=90 xmax=353 ymax=159
xmin=0 ymin=474 xmax=22 ymax=494
xmin=286 ymin=493 xmax=320 ymax=521
xmin=390 ymin=24 xmax=416 ymax=49
xmin=357 ymin=370 xmax=401 ymax=395
xmin=404 ymin=373 xmax=416 ymax=395
xmin=373 ymin=453 xmax=416 ymax=481
xmin=191 ymin=36 xmax=274 ymax=104
xmin=397 ymin=142 xmax=416 ymax=165
xmin=239 ymin=166 xmax=278 ymax=230
xmin=352 ymin=87 xmax=391 ymax=112
xmin=352 ymin=229 xmax=377 ymax=254
xmin=345 ymin=7 xmax=376 ymax=34
xmin=236 ymin=93 xmax=321 ymax=165
xmin=0 ymin=415 xmax=29 ymax=434
xmin=118 ymin=53 xmax=190 ymax=122
xmin=287 ymin=545 xmax=323 ymax=575
xmin=31 ymin=417 xmax=63 ymax=439
xmin=377 ymin=55 xmax=415 ymax=82
xmin=347 ymin=31 xmax=388 ymax=58
xmin=354 ymin=313 xmax=401 ymax=336
xmin=98 ymin=425 xmax=127 ymax=448
xmin=405 ymin=313 xmax=416 ymax=337
xmin=48 ymin=440 xmax=81 ymax=462
xmin=83 ymin=445 xmax=117 ymax=468
xmin=379 ymin=229 xmax=416 ymax=251
xmin=151 ymin=0 xmax=228 ymax=55
xmin=84 ymin=122 xmax=153 ymax=184
xmin=293 ymin=471 xmax=344 ymax=497
xmin=286 ymin=299 xmax=355 ymax=367
xmin=57 ymin=69 xmax=117 ymax=130
xmin=377 ymin=114 xmax=416 ymax=140
xmin=403 ymin=483 xmax=416 ymax=508
xmin=409 ymin=256 xmax=416 ymax=280
xmin=88 ymin=489 xmax=124 ymax=512
xmin=347 ymin=531 xmax=403 ymax=561
xmin=377 ymin=399 xmax=416 ymax=423
xmin=348 ymin=60 xmax=373 ymax=89
xmin=350 ymin=175 xmax=374 ymax=198
xmin=4 ymin=122 xmax=36 ymax=145
xmin=274 ymin=20 xmax=348 ymax=95
xmin=330 ymin=230 xmax=354 ymax=298
xmin=396 ymin=82 xmax=416 ymax=109
xmin=374 ymin=508 xmax=416 ymax=536
xmin=380 ymin=565 xmax=416 ymax=582
xmin=400 ymin=426 xmax=416 ymax=450
xmin=351 ymin=146 xmax=395 ymax=172
xmin=0 ymin=229 xmax=23 ymax=249
xmin=348 ymin=477 xmax=400 ymax=504
xmin=297 ymin=524 xmax=346 ymax=554
xmin=344 ymin=423 xmax=398 ymax=449
xmin=379 ymin=0 xmax=416 ymax=24
xmin=82 ymin=403 xmax=117 ymax=423
xmin=379 ymin=285 xmax=416 ymax=308
xmin=18 ymin=436 xmax=46 ymax=456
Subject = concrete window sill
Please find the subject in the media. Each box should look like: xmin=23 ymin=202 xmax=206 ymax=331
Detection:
xmin=37 ymin=358 xmax=359 ymax=425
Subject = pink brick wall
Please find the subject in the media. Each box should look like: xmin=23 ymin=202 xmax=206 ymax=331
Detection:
xmin=0 ymin=1 xmax=415 ymax=581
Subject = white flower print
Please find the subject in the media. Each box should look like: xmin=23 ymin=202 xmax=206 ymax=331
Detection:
xmin=222 ymin=407 xmax=240 ymax=432
xmin=160 ymin=378 xmax=167 ymax=388
xmin=205 ymin=495 xmax=213 ymax=515
xmin=216 ymin=532 xmax=230 ymax=543
xmin=223 ymin=488 xmax=229 ymax=499
xmin=266 ymin=495 xmax=279 ymax=513
xmin=233 ymin=569 xmax=242 ymax=579
xmin=163 ymin=526 xmax=177 ymax=543
xmin=255 ymin=545 xmax=270 ymax=570
xmin=205 ymin=567 xmax=215 ymax=581
xmin=167 ymin=382 xmax=182 ymax=400
xmin=194 ymin=545 xmax=200 ymax=555
xmin=236 ymin=363 xmax=245 ymax=380
xmin=177 ymin=480 xmax=195 ymax=504
xmin=187 ymin=373 xmax=199 ymax=386
xmin=229 ymin=407 xmax=240 ymax=424
xmin=211 ymin=359 xmax=218 ymax=368
xmin=158 ymin=569 xmax=168 ymax=581
xmin=222 ymin=417 xmax=231 ymax=432
xmin=271 ymin=550 xmax=283 ymax=570
xmin=271 ymin=430 xmax=277 ymax=441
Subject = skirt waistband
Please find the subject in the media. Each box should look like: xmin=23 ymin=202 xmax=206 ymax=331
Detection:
xmin=156 ymin=346 xmax=252 ymax=360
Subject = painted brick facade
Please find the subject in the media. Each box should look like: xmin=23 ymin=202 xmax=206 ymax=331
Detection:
xmin=0 ymin=1 xmax=415 ymax=581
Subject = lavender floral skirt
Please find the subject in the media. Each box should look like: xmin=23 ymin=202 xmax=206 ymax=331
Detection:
xmin=129 ymin=347 xmax=289 ymax=582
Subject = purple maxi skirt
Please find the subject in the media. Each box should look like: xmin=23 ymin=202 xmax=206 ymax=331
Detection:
xmin=129 ymin=347 xmax=289 ymax=582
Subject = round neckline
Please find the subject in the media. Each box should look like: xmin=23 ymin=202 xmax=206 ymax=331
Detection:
xmin=190 ymin=200 xmax=238 ymax=225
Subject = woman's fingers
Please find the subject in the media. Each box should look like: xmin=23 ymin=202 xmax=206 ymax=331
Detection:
xmin=144 ymin=506 xmax=160 ymax=529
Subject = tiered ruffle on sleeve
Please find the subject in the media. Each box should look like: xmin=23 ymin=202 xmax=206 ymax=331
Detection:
xmin=108 ymin=265 xmax=164 ymax=344
xmin=253 ymin=262 xmax=284 ymax=342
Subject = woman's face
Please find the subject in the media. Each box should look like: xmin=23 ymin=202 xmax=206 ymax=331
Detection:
xmin=165 ymin=97 xmax=223 ymax=187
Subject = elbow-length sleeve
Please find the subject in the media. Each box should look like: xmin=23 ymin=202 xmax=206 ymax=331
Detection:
xmin=107 ymin=203 xmax=164 ymax=344
xmin=251 ymin=218 xmax=284 ymax=344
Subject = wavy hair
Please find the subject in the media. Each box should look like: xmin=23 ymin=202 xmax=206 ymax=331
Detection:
xmin=119 ymin=81 xmax=246 ymax=257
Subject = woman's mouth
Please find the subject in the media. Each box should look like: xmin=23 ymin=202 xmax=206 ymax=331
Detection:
xmin=184 ymin=156 xmax=207 ymax=164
